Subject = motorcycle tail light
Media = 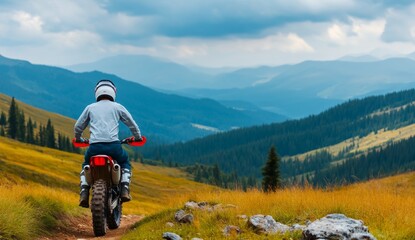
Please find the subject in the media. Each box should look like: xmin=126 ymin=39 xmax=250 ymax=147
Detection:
xmin=92 ymin=157 xmax=107 ymax=166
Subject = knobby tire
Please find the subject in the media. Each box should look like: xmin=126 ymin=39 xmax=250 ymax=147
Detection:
xmin=91 ymin=179 xmax=107 ymax=236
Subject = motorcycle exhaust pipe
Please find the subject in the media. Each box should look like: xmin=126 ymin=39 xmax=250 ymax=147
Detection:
xmin=83 ymin=165 xmax=92 ymax=185
xmin=112 ymin=164 xmax=121 ymax=185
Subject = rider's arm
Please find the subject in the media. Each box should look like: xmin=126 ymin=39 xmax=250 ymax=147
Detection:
xmin=117 ymin=104 xmax=142 ymax=139
xmin=74 ymin=106 xmax=90 ymax=139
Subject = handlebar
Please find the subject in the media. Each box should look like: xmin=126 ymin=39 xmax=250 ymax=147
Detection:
xmin=72 ymin=136 xmax=147 ymax=148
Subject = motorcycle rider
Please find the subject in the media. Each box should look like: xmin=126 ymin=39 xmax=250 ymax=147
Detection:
xmin=74 ymin=79 xmax=142 ymax=208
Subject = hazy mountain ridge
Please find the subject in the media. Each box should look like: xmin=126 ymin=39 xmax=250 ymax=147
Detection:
xmin=70 ymin=54 xmax=415 ymax=118
xmin=0 ymin=55 xmax=285 ymax=142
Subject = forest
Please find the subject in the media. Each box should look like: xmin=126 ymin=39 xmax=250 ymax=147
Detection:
xmin=144 ymin=89 xmax=415 ymax=186
xmin=0 ymin=97 xmax=78 ymax=153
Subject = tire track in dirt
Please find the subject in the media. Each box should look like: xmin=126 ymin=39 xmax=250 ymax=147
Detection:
xmin=39 ymin=214 xmax=143 ymax=240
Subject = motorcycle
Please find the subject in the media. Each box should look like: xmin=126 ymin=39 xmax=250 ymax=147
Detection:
xmin=73 ymin=136 xmax=146 ymax=236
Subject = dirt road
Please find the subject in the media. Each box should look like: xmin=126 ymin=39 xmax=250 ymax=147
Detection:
xmin=39 ymin=214 xmax=143 ymax=240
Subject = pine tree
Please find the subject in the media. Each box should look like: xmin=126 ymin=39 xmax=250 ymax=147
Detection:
xmin=17 ymin=111 xmax=26 ymax=141
xmin=0 ymin=111 xmax=6 ymax=126
xmin=45 ymin=119 xmax=56 ymax=148
xmin=38 ymin=124 xmax=45 ymax=146
xmin=57 ymin=133 xmax=63 ymax=150
xmin=262 ymin=146 xmax=281 ymax=192
xmin=0 ymin=126 xmax=5 ymax=136
xmin=7 ymin=97 xmax=18 ymax=139
xmin=213 ymin=163 xmax=221 ymax=187
xmin=26 ymin=118 xmax=35 ymax=144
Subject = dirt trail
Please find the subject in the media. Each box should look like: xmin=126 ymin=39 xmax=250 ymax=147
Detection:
xmin=39 ymin=214 xmax=143 ymax=240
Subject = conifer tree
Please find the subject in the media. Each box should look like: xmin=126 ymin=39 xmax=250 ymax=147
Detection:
xmin=0 ymin=126 xmax=5 ymax=136
xmin=38 ymin=124 xmax=45 ymax=146
xmin=57 ymin=133 xmax=63 ymax=150
xmin=45 ymin=119 xmax=56 ymax=148
xmin=0 ymin=111 xmax=6 ymax=126
xmin=26 ymin=117 xmax=35 ymax=144
xmin=213 ymin=163 xmax=221 ymax=186
xmin=262 ymin=146 xmax=281 ymax=192
xmin=17 ymin=111 xmax=26 ymax=141
xmin=7 ymin=97 xmax=18 ymax=139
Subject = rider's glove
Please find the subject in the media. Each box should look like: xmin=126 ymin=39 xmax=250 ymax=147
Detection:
xmin=76 ymin=137 xmax=88 ymax=143
xmin=126 ymin=136 xmax=135 ymax=143
xmin=136 ymin=136 xmax=143 ymax=142
xmin=127 ymin=136 xmax=143 ymax=143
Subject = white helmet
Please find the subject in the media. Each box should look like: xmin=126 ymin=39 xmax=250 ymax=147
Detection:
xmin=95 ymin=79 xmax=116 ymax=101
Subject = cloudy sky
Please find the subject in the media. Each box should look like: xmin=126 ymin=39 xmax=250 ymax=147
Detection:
xmin=1 ymin=0 xmax=415 ymax=67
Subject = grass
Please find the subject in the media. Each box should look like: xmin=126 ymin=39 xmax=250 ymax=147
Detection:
xmin=1 ymin=93 xmax=414 ymax=239
xmin=0 ymin=184 xmax=82 ymax=239
xmin=123 ymin=172 xmax=415 ymax=240
xmin=289 ymin=123 xmax=415 ymax=162
xmin=0 ymin=136 xmax=214 ymax=239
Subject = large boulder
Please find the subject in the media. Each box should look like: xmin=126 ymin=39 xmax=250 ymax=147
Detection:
xmin=174 ymin=210 xmax=194 ymax=224
xmin=303 ymin=214 xmax=377 ymax=240
xmin=163 ymin=232 xmax=182 ymax=240
xmin=248 ymin=214 xmax=290 ymax=234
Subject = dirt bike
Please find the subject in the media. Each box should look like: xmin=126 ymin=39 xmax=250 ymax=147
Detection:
xmin=73 ymin=136 xmax=146 ymax=237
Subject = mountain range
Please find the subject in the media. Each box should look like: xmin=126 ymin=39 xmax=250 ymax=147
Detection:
xmin=68 ymin=54 xmax=415 ymax=118
xmin=0 ymin=55 xmax=285 ymax=142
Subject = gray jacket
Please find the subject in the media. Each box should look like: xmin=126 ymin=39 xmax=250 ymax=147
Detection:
xmin=74 ymin=100 xmax=141 ymax=143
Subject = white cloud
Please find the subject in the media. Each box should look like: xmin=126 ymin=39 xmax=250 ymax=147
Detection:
xmin=0 ymin=0 xmax=415 ymax=67
xmin=12 ymin=11 xmax=43 ymax=33
xmin=382 ymin=5 xmax=415 ymax=43
xmin=145 ymin=33 xmax=313 ymax=67
xmin=327 ymin=24 xmax=347 ymax=44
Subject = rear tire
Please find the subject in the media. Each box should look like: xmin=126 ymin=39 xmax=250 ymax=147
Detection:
xmin=91 ymin=179 xmax=107 ymax=236
xmin=107 ymin=195 xmax=122 ymax=229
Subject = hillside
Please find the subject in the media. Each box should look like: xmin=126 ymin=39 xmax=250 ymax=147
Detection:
xmin=123 ymin=171 xmax=415 ymax=240
xmin=0 ymin=55 xmax=285 ymax=142
xmin=145 ymin=89 xmax=415 ymax=180
xmin=0 ymin=136 xmax=214 ymax=239
xmin=0 ymin=93 xmax=76 ymax=138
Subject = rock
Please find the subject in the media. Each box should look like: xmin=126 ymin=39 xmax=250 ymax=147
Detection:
xmin=163 ymin=232 xmax=182 ymax=240
xmin=223 ymin=225 xmax=241 ymax=236
xmin=248 ymin=214 xmax=290 ymax=234
xmin=291 ymin=223 xmax=306 ymax=231
xmin=174 ymin=210 xmax=194 ymax=224
xmin=166 ymin=222 xmax=174 ymax=227
xmin=184 ymin=201 xmax=200 ymax=210
xmin=197 ymin=201 xmax=209 ymax=207
xmin=184 ymin=201 xmax=214 ymax=211
xmin=303 ymin=214 xmax=377 ymax=240
xmin=191 ymin=238 xmax=203 ymax=240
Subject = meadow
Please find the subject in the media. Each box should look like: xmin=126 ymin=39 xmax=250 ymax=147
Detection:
xmin=0 ymin=94 xmax=77 ymax=138
xmin=0 ymin=95 xmax=414 ymax=239
xmin=0 ymin=136 xmax=212 ymax=239
xmin=1 ymin=136 xmax=414 ymax=239
xmin=124 ymin=172 xmax=415 ymax=240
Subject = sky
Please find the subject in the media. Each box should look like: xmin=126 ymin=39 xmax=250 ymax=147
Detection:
xmin=1 ymin=0 xmax=415 ymax=68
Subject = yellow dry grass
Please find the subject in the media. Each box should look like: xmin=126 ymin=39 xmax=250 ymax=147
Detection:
xmin=0 ymin=136 xmax=214 ymax=239
xmin=125 ymin=172 xmax=415 ymax=240
xmin=289 ymin=123 xmax=415 ymax=162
